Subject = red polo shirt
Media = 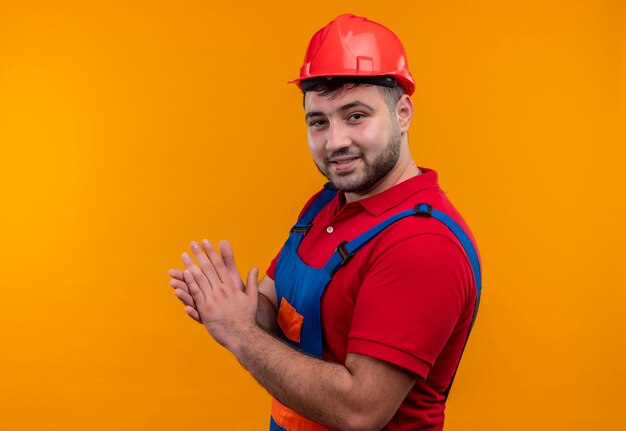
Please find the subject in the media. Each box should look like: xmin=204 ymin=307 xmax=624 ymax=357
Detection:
xmin=267 ymin=168 xmax=478 ymax=430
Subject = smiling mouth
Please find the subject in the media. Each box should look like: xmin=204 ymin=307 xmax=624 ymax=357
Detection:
xmin=327 ymin=156 xmax=361 ymax=175
xmin=331 ymin=157 xmax=360 ymax=165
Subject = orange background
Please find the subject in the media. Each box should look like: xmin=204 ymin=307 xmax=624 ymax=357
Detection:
xmin=1 ymin=1 xmax=624 ymax=430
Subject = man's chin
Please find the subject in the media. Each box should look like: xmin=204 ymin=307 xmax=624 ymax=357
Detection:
xmin=320 ymin=167 xmax=371 ymax=193
xmin=329 ymin=176 xmax=369 ymax=194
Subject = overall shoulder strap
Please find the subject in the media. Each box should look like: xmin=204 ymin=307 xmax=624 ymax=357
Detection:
xmin=323 ymin=203 xmax=481 ymax=310
xmin=414 ymin=204 xmax=482 ymax=397
xmin=419 ymin=204 xmax=482 ymax=318
xmin=322 ymin=202 xmax=481 ymax=398
xmin=291 ymin=183 xmax=337 ymax=234
xmin=322 ymin=207 xmax=415 ymax=274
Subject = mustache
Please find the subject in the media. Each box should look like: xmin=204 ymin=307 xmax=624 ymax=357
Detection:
xmin=324 ymin=148 xmax=364 ymax=163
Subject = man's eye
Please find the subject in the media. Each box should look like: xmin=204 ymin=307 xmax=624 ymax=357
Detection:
xmin=309 ymin=119 xmax=327 ymax=128
xmin=348 ymin=113 xmax=365 ymax=121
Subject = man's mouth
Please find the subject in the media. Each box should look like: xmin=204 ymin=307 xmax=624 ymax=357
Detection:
xmin=327 ymin=156 xmax=361 ymax=173
xmin=330 ymin=156 xmax=360 ymax=165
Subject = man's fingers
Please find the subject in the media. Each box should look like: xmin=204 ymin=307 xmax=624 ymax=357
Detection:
xmin=173 ymin=286 xmax=196 ymax=308
xmin=174 ymin=289 xmax=201 ymax=323
xmin=183 ymin=268 xmax=205 ymax=304
xmin=191 ymin=241 xmax=222 ymax=288
xmin=202 ymin=240 xmax=231 ymax=286
xmin=168 ymin=268 xmax=185 ymax=281
xmin=184 ymin=305 xmax=201 ymax=323
xmin=169 ymin=278 xmax=190 ymax=294
xmin=245 ymin=267 xmax=259 ymax=305
xmin=218 ymin=239 xmax=234 ymax=263
xmin=182 ymin=251 xmax=217 ymax=293
xmin=219 ymin=240 xmax=245 ymax=291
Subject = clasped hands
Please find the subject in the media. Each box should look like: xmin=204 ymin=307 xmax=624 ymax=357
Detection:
xmin=168 ymin=239 xmax=259 ymax=353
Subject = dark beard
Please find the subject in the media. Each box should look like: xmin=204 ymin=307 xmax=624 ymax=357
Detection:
xmin=317 ymin=132 xmax=401 ymax=194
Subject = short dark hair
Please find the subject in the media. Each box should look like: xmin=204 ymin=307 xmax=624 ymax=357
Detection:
xmin=302 ymin=80 xmax=406 ymax=112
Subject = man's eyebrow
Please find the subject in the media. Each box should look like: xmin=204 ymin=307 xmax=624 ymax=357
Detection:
xmin=305 ymin=101 xmax=375 ymax=121
xmin=305 ymin=111 xmax=324 ymax=120
xmin=339 ymin=101 xmax=375 ymax=112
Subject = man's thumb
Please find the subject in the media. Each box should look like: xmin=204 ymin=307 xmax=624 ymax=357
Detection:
xmin=245 ymin=267 xmax=259 ymax=298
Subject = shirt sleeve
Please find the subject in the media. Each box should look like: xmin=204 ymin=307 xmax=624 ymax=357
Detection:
xmin=347 ymin=233 xmax=474 ymax=379
xmin=265 ymin=249 xmax=280 ymax=280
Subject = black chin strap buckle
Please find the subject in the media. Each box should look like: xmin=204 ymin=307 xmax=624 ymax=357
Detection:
xmin=337 ymin=241 xmax=354 ymax=266
xmin=414 ymin=203 xmax=433 ymax=217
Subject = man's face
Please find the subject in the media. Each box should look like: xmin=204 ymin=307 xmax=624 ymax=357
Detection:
xmin=304 ymin=85 xmax=403 ymax=195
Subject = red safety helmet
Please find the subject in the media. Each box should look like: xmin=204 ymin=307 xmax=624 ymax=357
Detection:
xmin=290 ymin=14 xmax=415 ymax=96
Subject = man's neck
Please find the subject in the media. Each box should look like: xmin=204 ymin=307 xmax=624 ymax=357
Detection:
xmin=344 ymin=160 xmax=421 ymax=204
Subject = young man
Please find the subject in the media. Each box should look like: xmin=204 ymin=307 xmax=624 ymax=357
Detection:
xmin=168 ymin=14 xmax=481 ymax=431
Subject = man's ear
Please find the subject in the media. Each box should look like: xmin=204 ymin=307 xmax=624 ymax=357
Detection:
xmin=395 ymin=95 xmax=413 ymax=133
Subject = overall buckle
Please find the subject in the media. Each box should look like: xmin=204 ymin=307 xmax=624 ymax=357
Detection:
xmin=413 ymin=203 xmax=433 ymax=217
xmin=290 ymin=224 xmax=312 ymax=234
xmin=337 ymin=241 xmax=354 ymax=266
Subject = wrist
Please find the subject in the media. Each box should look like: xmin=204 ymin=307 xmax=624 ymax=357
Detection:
xmin=202 ymin=316 xmax=258 ymax=358
xmin=226 ymin=319 xmax=262 ymax=360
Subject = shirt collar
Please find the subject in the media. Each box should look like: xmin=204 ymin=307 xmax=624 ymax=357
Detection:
xmin=340 ymin=168 xmax=440 ymax=216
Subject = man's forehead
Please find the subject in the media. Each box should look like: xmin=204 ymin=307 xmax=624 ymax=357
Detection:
xmin=303 ymin=85 xmax=385 ymax=111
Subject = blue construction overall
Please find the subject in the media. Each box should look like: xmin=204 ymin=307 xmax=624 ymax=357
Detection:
xmin=269 ymin=184 xmax=482 ymax=431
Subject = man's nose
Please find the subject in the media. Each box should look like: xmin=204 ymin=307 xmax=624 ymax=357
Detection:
xmin=325 ymin=121 xmax=351 ymax=152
